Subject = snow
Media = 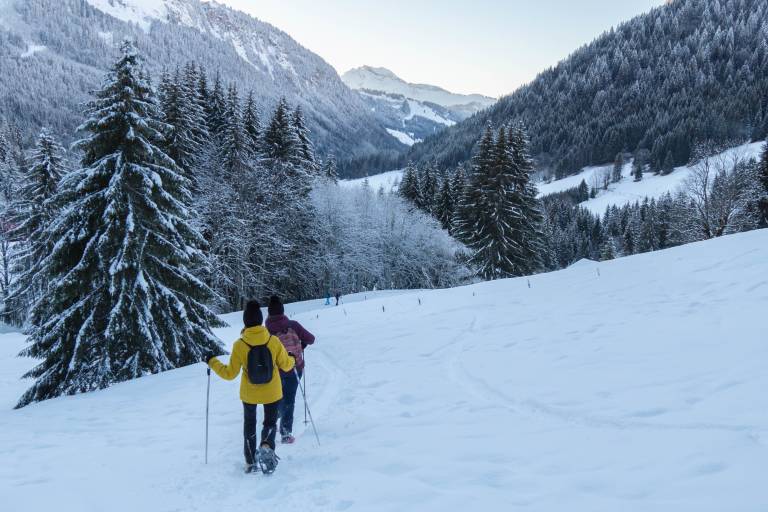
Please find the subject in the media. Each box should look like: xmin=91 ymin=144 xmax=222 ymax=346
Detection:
xmin=20 ymin=43 xmax=46 ymax=58
xmin=85 ymin=0 xmax=170 ymax=31
xmin=404 ymin=99 xmax=456 ymax=127
xmin=2 ymin=230 xmax=768 ymax=511
xmin=342 ymin=66 xmax=496 ymax=110
xmin=386 ymin=128 xmax=418 ymax=146
xmin=538 ymin=141 xmax=764 ymax=215
xmin=340 ymin=169 xmax=404 ymax=192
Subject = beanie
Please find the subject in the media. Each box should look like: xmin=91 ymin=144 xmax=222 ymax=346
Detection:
xmin=243 ymin=300 xmax=263 ymax=328
xmin=268 ymin=295 xmax=284 ymax=316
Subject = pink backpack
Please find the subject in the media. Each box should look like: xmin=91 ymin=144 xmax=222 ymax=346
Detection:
xmin=276 ymin=328 xmax=303 ymax=369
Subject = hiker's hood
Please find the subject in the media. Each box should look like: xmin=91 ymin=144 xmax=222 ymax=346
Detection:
xmin=240 ymin=326 xmax=271 ymax=346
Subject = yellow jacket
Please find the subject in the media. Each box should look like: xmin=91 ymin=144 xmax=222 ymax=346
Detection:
xmin=209 ymin=326 xmax=295 ymax=404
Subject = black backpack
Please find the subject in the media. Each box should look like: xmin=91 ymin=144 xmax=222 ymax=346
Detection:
xmin=246 ymin=338 xmax=274 ymax=385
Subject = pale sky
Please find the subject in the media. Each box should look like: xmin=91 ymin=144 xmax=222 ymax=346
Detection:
xmin=213 ymin=0 xmax=665 ymax=98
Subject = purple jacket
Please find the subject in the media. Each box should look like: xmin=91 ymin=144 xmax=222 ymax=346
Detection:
xmin=265 ymin=315 xmax=315 ymax=369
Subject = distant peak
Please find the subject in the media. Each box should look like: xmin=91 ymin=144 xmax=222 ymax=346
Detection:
xmin=342 ymin=65 xmax=496 ymax=110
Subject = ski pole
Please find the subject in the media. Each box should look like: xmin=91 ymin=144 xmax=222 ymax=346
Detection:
xmin=303 ymin=366 xmax=308 ymax=426
xmin=295 ymin=368 xmax=320 ymax=446
xmin=205 ymin=367 xmax=211 ymax=464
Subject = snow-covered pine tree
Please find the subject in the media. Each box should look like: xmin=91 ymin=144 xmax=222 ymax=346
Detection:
xmin=0 ymin=132 xmax=21 ymax=322
xmin=322 ymin=154 xmax=338 ymax=183
xmin=159 ymin=68 xmax=201 ymax=191
xmin=759 ymin=140 xmax=768 ymax=225
xmin=662 ymin=151 xmax=675 ymax=176
xmin=206 ymin=71 xmax=227 ymax=138
xmin=418 ymin=164 xmax=439 ymax=213
xmin=291 ymin=106 xmax=318 ymax=175
xmin=434 ymin=176 xmax=454 ymax=232
xmin=507 ymin=124 xmax=546 ymax=275
xmin=263 ymin=97 xmax=297 ymax=162
xmin=632 ymin=150 xmax=646 ymax=182
xmin=455 ymin=124 xmax=524 ymax=280
xmin=6 ymin=129 xmax=66 ymax=323
xmin=242 ymin=90 xmax=262 ymax=156
xmin=613 ymin=152 xmax=624 ymax=183
xmin=398 ymin=162 xmax=420 ymax=205
xmin=600 ymin=238 xmax=616 ymax=261
xmin=15 ymin=42 xmax=223 ymax=408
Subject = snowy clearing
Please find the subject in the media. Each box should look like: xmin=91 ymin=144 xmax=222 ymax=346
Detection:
xmin=538 ymin=141 xmax=764 ymax=214
xmin=1 ymin=230 xmax=767 ymax=511
xmin=339 ymin=169 xmax=404 ymax=192
xmin=386 ymin=128 xmax=418 ymax=146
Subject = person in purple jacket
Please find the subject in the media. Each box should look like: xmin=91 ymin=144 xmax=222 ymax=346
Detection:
xmin=265 ymin=295 xmax=315 ymax=444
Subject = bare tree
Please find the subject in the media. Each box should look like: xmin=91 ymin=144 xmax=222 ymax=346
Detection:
xmin=681 ymin=147 xmax=758 ymax=240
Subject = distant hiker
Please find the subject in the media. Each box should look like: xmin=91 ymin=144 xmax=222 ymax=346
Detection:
xmin=325 ymin=291 xmax=331 ymax=306
xmin=334 ymin=291 xmax=341 ymax=306
xmin=266 ymin=295 xmax=316 ymax=444
xmin=207 ymin=300 xmax=295 ymax=474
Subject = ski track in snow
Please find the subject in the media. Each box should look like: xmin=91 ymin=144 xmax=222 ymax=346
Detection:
xmin=2 ymin=233 xmax=768 ymax=511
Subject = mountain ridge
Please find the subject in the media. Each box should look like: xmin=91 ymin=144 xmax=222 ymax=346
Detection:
xmin=0 ymin=0 xmax=405 ymax=158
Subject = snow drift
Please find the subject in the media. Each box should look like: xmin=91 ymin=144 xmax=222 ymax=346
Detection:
xmin=1 ymin=230 xmax=767 ymax=511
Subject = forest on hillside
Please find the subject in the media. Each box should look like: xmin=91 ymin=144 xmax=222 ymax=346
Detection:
xmin=400 ymin=0 xmax=768 ymax=179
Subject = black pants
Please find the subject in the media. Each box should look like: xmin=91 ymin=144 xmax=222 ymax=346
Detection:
xmin=243 ymin=401 xmax=279 ymax=464
xmin=279 ymin=369 xmax=303 ymax=436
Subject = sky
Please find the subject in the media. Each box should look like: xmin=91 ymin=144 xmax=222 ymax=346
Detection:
xmin=212 ymin=0 xmax=665 ymax=98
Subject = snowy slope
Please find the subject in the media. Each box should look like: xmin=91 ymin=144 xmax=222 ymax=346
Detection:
xmin=2 ymin=230 xmax=768 ymax=511
xmin=340 ymin=169 xmax=404 ymax=192
xmin=538 ymin=141 xmax=764 ymax=214
xmin=343 ymin=66 xmax=496 ymax=110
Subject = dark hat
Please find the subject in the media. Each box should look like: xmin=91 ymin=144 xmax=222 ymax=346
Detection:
xmin=268 ymin=295 xmax=284 ymax=316
xmin=243 ymin=300 xmax=263 ymax=328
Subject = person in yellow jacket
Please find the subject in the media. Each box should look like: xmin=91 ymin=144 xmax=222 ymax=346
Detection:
xmin=207 ymin=300 xmax=295 ymax=474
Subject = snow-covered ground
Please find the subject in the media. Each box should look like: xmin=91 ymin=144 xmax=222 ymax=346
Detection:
xmin=342 ymin=66 xmax=495 ymax=109
xmin=2 ymin=230 xmax=768 ymax=511
xmin=385 ymin=128 xmax=419 ymax=146
xmin=340 ymin=169 xmax=404 ymax=192
xmin=538 ymin=141 xmax=764 ymax=214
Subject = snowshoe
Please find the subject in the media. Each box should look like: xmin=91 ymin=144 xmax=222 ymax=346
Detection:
xmin=257 ymin=446 xmax=280 ymax=475
xmin=281 ymin=434 xmax=296 ymax=445
xmin=244 ymin=463 xmax=256 ymax=474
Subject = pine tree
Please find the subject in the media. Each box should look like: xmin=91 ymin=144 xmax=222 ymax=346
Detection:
xmin=633 ymin=161 xmax=643 ymax=181
xmin=159 ymin=68 xmax=201 ymax=190
xmin=15 ymin=42 xmax=222 ymax=408
xmin=600 ymin=238 xmax=616 ymax=261
xmin=242 ymin=90 xmax=262 ymax=155
xmin=662 ymin=150 xmax=675 ymax=176
xmin=613 ymin=153 xmax=624 ymax=183
xmin=507 ymin=124 xmax=546 ymax=275
xmin=263 ymin=98 xmax=297 ymax=163
xmin=291 ymin=106 xmax=317 ymax=174
xmin=322 ymin=154 xmax=338 ymax=183
xmin=759 ymin=140 xmax=768 ymax=225
xmin=6 ymin=129 xmax=66 ymax=321
xmin=455 ymin=124 xmax=528 ymax=279
xmin=398 ymin=162 xmax=420 ymax=205
xmin=434 ymin=176 xmax=454 ymax=231
xmin=206 ymin=71 xmax=227 ymax=138
xmin=418 ymin=164 xmax=438 ymax=213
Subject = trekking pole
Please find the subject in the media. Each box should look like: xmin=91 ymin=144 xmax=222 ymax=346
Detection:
xmin=303 ymin=366 xmax=309 ymax=426
xmin=295 ymin=368 xmax=320 ymax=446
xmin=205 ymin=368 xmax=211 ymax=464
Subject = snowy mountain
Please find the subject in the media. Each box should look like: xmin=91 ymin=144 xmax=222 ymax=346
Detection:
xmin=537 ymin=140 xmax=765 ymax=214
xmin=342 ymin=66 xmax=496 ymax=146
xmin=0 ymin=0 xmax=404 ymax=158
xmin=2 ymin=229 xmax=767 ymax=510
xmin=405 ymin=0 xmax=768 ymax=175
